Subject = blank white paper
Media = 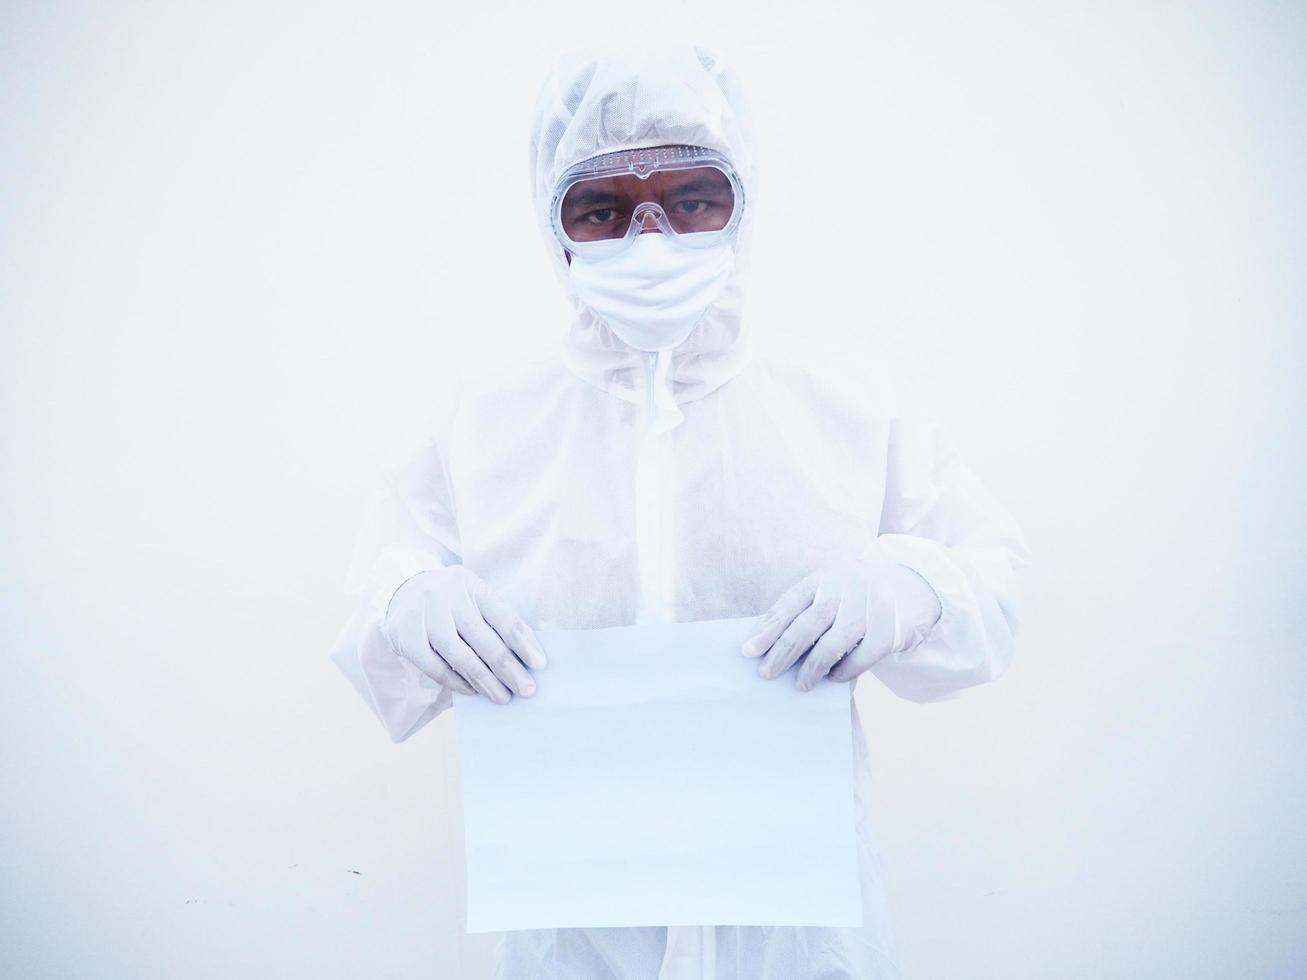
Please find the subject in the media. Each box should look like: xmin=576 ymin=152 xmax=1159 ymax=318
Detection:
xmin=452 ymin=615 xmax=864 ymax=933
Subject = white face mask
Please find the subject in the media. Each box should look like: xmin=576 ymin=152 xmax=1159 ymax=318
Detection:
xmin=566 ymin=232 xmax=736 ymax=353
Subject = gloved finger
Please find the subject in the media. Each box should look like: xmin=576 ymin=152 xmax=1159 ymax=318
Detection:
xmin=395 ymin=623 xmax=476 ymax=695
xmin=828 ymin=611 xmax=897 ymax=683
xmin=797 ymin=612 xmax=865 ymax=691
xmin=456 ymin=612 xmax=539 ymax=698
xmin=742 ymin=573 xmax=818 ymax=658
xmin=473 ymin=580 xmax=548 ymax=670
xmin=827 ymin=643 xmax=870 ymax=684
xmin=433 ymin=628 xmax=512 ymax=705
xmin=759 ymin=596 xmax=840 ymax=680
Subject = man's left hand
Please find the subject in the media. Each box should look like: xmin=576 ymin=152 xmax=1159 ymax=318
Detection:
xmin=741 ymin=556 xmax=942 ymax=691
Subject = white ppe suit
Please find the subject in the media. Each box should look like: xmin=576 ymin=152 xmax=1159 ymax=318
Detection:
xmin=330 ymin=45 xmax=1031 ymax=980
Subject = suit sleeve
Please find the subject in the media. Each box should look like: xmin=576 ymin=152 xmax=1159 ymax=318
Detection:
xmin=864 ymin=417 xmax=1032 ymax=702
xmin=328 ymin=386 xmax=465 ymax=743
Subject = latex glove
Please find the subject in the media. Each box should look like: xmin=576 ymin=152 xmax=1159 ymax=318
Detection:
xmin=741 ymin=556 xmax=942 ymax=691
xmin=382 ymin=566 xmax=548 ymax=705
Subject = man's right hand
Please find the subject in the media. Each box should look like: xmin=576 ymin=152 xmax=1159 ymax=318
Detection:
xmin=381 ymin=566 xmax=547 ymax=704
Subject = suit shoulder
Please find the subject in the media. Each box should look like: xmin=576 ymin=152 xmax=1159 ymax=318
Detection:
xmin=748 ymin=353 xmax=897 ymax=425
xmin=457 ymin=341 xmax=569 ymax=405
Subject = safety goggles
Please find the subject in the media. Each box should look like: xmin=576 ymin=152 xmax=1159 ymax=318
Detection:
xmin=550 ymin=144 xmax=745 ymax=260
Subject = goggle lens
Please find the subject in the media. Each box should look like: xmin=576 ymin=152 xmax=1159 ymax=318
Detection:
xmin=559 ymin=166 xmax=736 ymax=244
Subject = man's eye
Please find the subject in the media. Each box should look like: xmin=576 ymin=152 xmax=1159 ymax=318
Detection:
xmin=584 ymin=208 xmax=622 ymax=224
xmin=674 ymin=200 xmax=709 ymax=214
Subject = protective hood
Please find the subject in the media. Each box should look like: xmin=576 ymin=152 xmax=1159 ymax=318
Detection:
xmin=528 ymin=45 xmax=760 ymax=430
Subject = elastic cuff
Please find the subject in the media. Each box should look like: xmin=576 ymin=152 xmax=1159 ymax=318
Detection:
xmin=862 ymin=534 xmax=950 ymax=647
xmin=893 ymin=561 xmax=944 ymax=638
xmin=380 ymin=568 xmax=444 ymax=650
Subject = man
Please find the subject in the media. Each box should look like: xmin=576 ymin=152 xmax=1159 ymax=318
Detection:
xmin=331 ymin=44 xmax=1030 ymax=980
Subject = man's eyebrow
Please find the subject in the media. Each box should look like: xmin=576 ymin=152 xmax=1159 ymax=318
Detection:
xmin=564 ymin=187 xmax=621 ymax=208
xmin=664 ymin=177 xmax=732 ymax=196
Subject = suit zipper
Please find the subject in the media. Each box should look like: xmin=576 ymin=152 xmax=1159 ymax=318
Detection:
xmin=635 ymin=352 xmax=666 ymax=623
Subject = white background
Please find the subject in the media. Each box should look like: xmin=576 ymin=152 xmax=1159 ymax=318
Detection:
xmin=3 ymin=2 xmax=1304 ymax=977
